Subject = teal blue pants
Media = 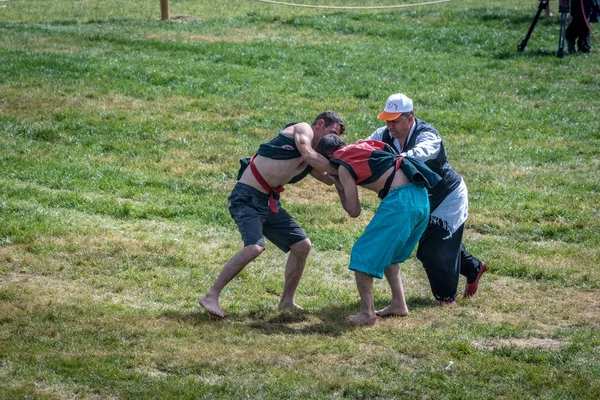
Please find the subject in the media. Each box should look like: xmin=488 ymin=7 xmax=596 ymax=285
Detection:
xmin=349 ymin=183 xmax=429 ymax=279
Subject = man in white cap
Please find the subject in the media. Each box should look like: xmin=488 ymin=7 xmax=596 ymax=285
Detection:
xmin=367 ymin=93 xmax=486 ymax=306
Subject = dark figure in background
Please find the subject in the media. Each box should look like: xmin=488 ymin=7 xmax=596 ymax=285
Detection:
xmin=543 ymin=0 xmax=553 ymax=17
xmin=589 ymin=0 xmax=599 ymax=22
xmin=566 ymin=0 xmax=595 ymax=53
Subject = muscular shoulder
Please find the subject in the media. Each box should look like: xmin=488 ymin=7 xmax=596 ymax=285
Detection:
xmin=282 ymin=122 xmax=311 ymax=136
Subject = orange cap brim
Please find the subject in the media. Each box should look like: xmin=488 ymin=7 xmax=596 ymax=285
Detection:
xmin=377 ymin=111 xmax=403 ymax=121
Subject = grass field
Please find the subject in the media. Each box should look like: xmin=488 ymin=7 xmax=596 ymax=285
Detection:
xmin=1 ymin=0 xmax=599 ymax=398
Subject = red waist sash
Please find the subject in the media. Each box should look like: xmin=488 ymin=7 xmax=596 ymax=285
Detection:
xmin=249 ymin=155 xmax=284 ymax=213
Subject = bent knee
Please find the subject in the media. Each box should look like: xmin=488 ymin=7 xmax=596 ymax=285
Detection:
xmin=290 ymin=238 xmax=311 ymax=255
xmin=417 ymin=250 xmax=445 ymax=268
xmin=245 ymin=244 xmax=265 ymax=258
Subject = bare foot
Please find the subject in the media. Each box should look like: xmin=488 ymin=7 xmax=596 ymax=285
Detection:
xmin=376 ymin=304 xmax=409 ymax=318
xmin=199 ymin=295 xmax=228 ymax=318
xmin=350 ymin=312 xmax=378 ymax=326
xmin=278 ymin=301 xmax=304 ymax=312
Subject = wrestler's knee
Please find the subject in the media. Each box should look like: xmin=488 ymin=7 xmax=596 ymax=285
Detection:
xmin=245 ymin=244 xmax=265 ymax=258
xmin=290 ymin=238 xmax=311 ymax=257
xmin=417 ymin=246 xmax=436 ymax=266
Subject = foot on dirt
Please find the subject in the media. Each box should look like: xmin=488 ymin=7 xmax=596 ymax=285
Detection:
xmin=436 ymin=300 xmax=457 ymax=306
xmin=278 ymin=301 xmax=304 ymax=312
xmin=350 ymin=312 xmax=378 ymax=326
xmin=376 ymin=304 xmax=409 ymax=318
xmin=199 ymin=295 xmax=229 ymax=318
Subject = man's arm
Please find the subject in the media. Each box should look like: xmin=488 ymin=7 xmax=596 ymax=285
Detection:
xmin=402 ymin=131 xmax=441 ymax=161
xmin=309 ymin=169 xmax=335 ymax=185
xmin=293 ymin=123 xmax=339 ymax=176
xmin=367 ymin=126 xmax=402 ymax=153
xmin=335 ymin=167 xmax=361 ymax=218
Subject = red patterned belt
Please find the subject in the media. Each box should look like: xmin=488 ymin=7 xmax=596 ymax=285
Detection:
xmin=249 ymin=155 xmax=284 ymax=213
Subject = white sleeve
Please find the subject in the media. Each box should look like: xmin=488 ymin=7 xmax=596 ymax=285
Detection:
xmin=367 ymin=127 xmax=386 ymax=141
xmin=401 ymin=131 xmax=441 ymax=161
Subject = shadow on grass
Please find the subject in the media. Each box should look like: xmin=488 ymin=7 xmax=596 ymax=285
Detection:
xmin=494 ymin=49 xmax=562 ymax=59
xmin=161 ymin=295 xmax=437 ymax=336
xmin=161 ymin=309 xmax=221 ymax=325
xmin=248 ymin=305 xmax=357 ymax=336
xmin=158 ymin=307 xmax=350 ymax=333
xmin=246 ymin=296 xmax=436 ymax=336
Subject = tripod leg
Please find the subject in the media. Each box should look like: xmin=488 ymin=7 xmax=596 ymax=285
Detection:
xmin=556 ymin=0 xmax=571 ymax=58
xmin=557 ymin=12 xmax=568 ymax=57
xmin=518 ymin=0 xmax=550 ymax=52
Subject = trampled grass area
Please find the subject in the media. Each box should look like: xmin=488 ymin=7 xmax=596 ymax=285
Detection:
xmin=1 ymin=0 xmax=599 ymax=398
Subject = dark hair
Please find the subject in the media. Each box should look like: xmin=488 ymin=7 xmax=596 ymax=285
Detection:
xmin=313 ymin=111 xmax=346 ymax=136
xmin=315 ymin=134 xmax=346 ymax=158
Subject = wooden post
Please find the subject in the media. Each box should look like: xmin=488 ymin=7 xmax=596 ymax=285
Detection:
xmin=160 ymin=0 xmax=169 ymax=20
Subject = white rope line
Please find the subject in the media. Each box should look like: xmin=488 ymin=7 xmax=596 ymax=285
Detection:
xmin=253 ymin=0 xmax=455 ymax=10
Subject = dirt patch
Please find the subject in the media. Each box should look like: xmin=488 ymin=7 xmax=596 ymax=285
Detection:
xmin=473 ymin=337 xmax=563 ymax=350
xmin=169 ymin=15 xmax=199 ymax=21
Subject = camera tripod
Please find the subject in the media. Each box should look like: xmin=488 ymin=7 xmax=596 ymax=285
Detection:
xmin=518 ymin=0 xmax=571 ymax=58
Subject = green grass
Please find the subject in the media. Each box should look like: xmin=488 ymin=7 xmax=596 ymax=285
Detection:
xmin=1 ymin=0 xmax=599 ymax=398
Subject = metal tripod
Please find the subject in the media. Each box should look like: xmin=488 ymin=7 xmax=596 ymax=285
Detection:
xmin=517 ymin=0 xmax=572 ymax=58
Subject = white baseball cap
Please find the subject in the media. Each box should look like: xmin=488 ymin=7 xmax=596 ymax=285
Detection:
xmin=377 ymin=93 xmax=413 ymax=121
